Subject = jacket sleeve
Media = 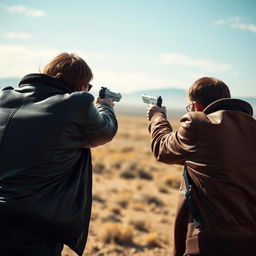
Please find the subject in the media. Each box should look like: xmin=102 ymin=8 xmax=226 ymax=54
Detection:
xmin=148 ymin=112 xmax=197 ymax=165
xmin=81 ymin=103 xmax=118 ymax=148
xmin=67 ymin=92 xmax=118 ymax=148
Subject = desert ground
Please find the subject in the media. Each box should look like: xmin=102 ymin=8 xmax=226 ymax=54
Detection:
xmin=62 ymin=114 xmax=183 ymax=256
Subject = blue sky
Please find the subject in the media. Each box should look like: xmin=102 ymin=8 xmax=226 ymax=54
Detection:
xmin=0 ymin=0 xmax=256 ymax=97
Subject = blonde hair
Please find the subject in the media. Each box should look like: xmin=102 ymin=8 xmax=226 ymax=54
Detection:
xmin=42 ymin=52 xmax=93 ymax=91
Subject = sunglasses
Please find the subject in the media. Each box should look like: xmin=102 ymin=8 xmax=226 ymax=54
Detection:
xmin=82 ymin=83 xmax=92 ymax=91
xmin=87 ymin=84 xmax=93 ymax=91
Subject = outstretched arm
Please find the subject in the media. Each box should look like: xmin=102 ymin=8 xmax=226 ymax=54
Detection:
xmin=147 ymin=105 xmax=196 ymax=165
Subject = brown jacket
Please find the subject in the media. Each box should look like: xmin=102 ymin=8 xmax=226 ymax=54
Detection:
xmin=148 ymin=98 xmax=256 ymax=256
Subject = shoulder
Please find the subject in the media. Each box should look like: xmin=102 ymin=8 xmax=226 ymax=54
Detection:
xmin=180 ymin=112 xmax=210 ymax=129
xmin=0 ymin=86 xmax=16 ymax=104
xmin=68 ymin=91 xmax=94 ymax=110
xmin=0 ymin=86 xmax=14 ymax=96
xmin=65 ymin=92 xmax=95 ymax=122
xmin=1 ymin=86 xmax=14 ymax=91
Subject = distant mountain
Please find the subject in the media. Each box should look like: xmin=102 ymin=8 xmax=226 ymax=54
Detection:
xmin=120 ymin=88 xmax=256 ymax=114
xmin=115 ymin=88 xmax=187 ymax=117
xmin=0 ymin=77 xmax=21 ymax=88
xmin=0 ymin=77 xmax=255 ymax=115
xmin=121 ymin=88 xmax=187 ymax=108
xmin=239 ymin=97 xmax=256 ymax=113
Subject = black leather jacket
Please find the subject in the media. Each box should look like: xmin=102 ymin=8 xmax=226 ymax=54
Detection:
xmin=0 ymin=74 xmax=118 ymax=255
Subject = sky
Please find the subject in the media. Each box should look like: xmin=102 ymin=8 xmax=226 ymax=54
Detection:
xmin=0 ymin=0 xmax=256 ymax=97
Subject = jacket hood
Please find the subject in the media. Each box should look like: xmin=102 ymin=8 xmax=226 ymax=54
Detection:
xmin=203 ymin=98 xmax=253 ymax=116
xmin=19 ymin=73 xmax=72 ymax=93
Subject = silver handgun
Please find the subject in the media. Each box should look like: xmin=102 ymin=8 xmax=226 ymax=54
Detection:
xmin=99 ymin=87 xmax=122 ymax=102
xmin=142 ymin=94 xmax=162 ymax=107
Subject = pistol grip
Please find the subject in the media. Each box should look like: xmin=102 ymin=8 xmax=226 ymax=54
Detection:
xmin=157 ymin=96 xmax=162 ymax=107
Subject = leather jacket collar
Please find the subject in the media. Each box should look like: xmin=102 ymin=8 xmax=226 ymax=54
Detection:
xmin=19 ymin=73 xmax=72 ymax=93
xmin=203 ymin=98 xmax=253 ymax=116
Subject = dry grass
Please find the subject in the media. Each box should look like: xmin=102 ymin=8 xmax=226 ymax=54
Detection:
xmin=129 ymin=216 xmax=148 ymax=231
xmin=101 ymin=223 xmax=134 ymax=245
xmin=109 ymin=205 xmax=122 ymax=215
xmin=61 ymin=114 xmax=181 ymax=256
xmin=131 ymin=201 xmax=147 ymax=212
xmin=144 ymin=233 xmax=161 ymax=247
xmin=164 ymin=173 xmax=181 ymax=189
xmin=115 ymin=190 xmax=133 ymax=208
xmin=138 ymin=193 xmax=165 ymax=207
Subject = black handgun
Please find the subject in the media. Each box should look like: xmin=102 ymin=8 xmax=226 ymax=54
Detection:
xmin=99 ymin=87 xmax=122 ymax=102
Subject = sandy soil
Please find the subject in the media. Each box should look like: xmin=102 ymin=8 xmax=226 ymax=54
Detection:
xmin=62 ymin=115 xmax=182 ymax=256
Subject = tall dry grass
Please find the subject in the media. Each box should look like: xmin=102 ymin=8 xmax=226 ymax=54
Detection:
xmin=62 ymin=114 xmax=182 ymax=256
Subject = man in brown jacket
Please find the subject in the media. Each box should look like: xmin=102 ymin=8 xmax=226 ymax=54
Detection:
xmin=147 ymin=77 xmax=256 ymax=256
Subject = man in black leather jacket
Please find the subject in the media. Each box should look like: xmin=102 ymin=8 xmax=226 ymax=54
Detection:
xmin=0 ymin=53 xmax=118 ymax=256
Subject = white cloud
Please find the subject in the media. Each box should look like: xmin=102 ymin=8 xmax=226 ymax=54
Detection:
xmin=215 ymin=19 xmax=226 ymax=25
xmin=0 ymin=45 xmax=185 ymax=93
xmin=4 ymin=5 xmax=46 ymax=17
xmin=0 ymin=44 xmax=111 ymax=79
xmin=231 ymin=71 xmax=244 ymax=77
xmin=231 ymin=23 xmax=256 ymax=33
xmin=91 ymin=70 xmax=185 ymax=93
xmin=56 ymin=49 xmax=110 ymax=64
xmin=76 ymin=51 xmax=110 ymax=61
xmin=0 ymin=44 xmax=58 ymax=77
xmin=187 ymin=73 xmax=209 ymax=80
xmin=215 ymin=17 xmax=256 ymax=33
xmin=159 ymin=52 xmax=231 ymax=72
xmin=215 ymin=16 xmax=242 ymax=25
xmin=0 ymin=44 xmax=213 ymax=93
xmin=2 ymin=32 xmax=31 ymax=39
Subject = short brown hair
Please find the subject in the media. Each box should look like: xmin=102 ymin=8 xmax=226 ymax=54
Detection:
xmin=188 ymin=77 xmax=231 ymax=108
xmin=42 ymin=52 xmax=93 ymax=91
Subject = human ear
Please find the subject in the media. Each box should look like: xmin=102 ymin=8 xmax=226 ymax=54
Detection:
xmin=195 ymin=102 xmax=204 ymax=112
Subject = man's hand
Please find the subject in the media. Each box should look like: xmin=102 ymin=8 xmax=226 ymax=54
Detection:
xmin=96 ymin=97 xmax=114 ymax=108
xmin=147 ymin=104 xmax=166 ymax=121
